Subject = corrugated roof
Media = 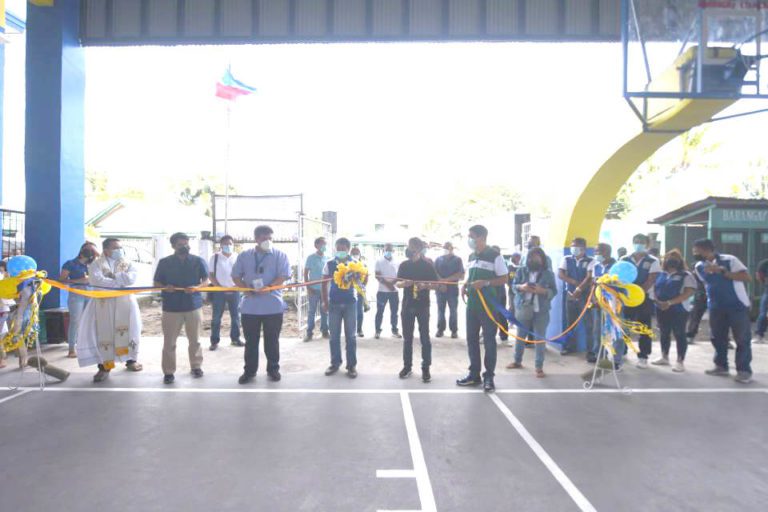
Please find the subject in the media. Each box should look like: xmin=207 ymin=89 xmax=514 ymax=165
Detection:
xmin=650 ymin=196 xmax=768 ymax=225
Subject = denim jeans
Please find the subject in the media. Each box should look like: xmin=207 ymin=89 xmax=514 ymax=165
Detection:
xmin=375 ymin=291 xmax=399 ymax=333
xmin=436 ymin=291 xmax=459 ymax=334
xmin=402 ymin=306 xmax=431 ymax=369
xmin=623 ymin=298 xmax=654 ymax=359
xmin=710 ymin=308 xmax=752 ymax=374
xmin=756 ymin=289 xmax=768 ymax=337
xmin=686 ymin=293 xmax=708 ymax=339
xmin=329 ymin=302 xmax=357 ymax=369
xmin=466 ymin=307 xmax=497 ymax=379
xmin=657 ymin=308 xmax=689 ymax=361
xmin=564 ymin=295 xmax=592 ymax=354
xmin=307 ymin=290 xmax=329 ymax=336
xmin=356 ymin=294 xmax=366 ymax=333
xmin=67 ymin=293 xmax=90 ymax=350
xmin=513 ymin=310 xmax=548 ymax=369
xmin=210 ymin=291 xmax=241 ymax=344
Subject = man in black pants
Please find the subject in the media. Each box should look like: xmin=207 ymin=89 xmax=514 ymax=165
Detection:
xmin=397 ymin=237 xmax=439 ymax=383
xmin=686 ymin=271 xmax=708 ymax=344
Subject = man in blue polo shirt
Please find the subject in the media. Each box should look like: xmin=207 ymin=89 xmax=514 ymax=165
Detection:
xmin=304 ymin=237 xmax=330 ymax=342
xmin=322 ymin=237 xmax=358 ymax=378
xmin=154 ymin=232 xmax=209 ymax=384
xmin=693 ymin=239 xmax=753 ymax=384
xmin=434 ymin=241 xmax=465 ymax=339
xmin=620 ymin=234 xmax=661 ymax=369
xmin=558 ymin=237 xmax=594 ymax=360
xmin=232 ymin=225 xmax=292 ymax=384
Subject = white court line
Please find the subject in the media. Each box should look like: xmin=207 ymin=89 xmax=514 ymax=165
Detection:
xmin=376 ymin=469 xmax=417 ymax=478
xmin=0 ymin=389 xmax=32 ymax=405
xmin=15 ymin=386 xmax=768 ymax=395
xmin=489 ymin=393 xmax=597 ymax=512
xmin=399 ymin=392 xmax=437 ymax=512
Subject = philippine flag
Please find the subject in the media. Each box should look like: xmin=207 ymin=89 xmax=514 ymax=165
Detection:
xmin=216 ymin=67 xmax=257 ymax=101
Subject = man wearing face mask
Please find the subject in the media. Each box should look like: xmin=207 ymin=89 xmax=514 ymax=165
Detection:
xmin=208 ymin=235 xmax=242 ymax=350
xmin=374 ymin=243 xmax=401 ymax=339
xmin=350 ymin=246 xmax=369 ymax=338
xmin=692 ymin=239 xmax=753 ymax=384
xmin=322 ymin=237 xmax=359 ymax=378
xmin=61 ymin=244 xmax=97 ymax=358
xmin=397 ymin=238 xmax=439 ymax=382
xmin=434 ymin=242 xmax=465 ymax=339
xmin=304 ymin=237 xmax=330 ymax=341
xmin=524 ymin=235 xmax=553 ymax=270
xmin=457 ymin=225 xmax=509 ymax=392
xmin=232 ymin=225 xmax=292 ymax=384
xmin=587 ymin=243 xmax=616 ymax=363
xmin=154 ymin=232 xmax=210 ymax=384
xmin=619 ymin=234 xmax=662 ymax=369
xmin=77 ymin=238 xmax=143 ymax=382
xmin=558 ymin=237 xmax=594 ymax=360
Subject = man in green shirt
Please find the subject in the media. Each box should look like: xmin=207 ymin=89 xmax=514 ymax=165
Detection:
xmin=457 ymin=225 xmax=509 ymax=392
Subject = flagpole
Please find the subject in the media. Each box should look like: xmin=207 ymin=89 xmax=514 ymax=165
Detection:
xmin=224 ymin=100 xmax=231 ymax=236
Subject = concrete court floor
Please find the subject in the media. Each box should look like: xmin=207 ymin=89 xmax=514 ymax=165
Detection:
xmin=1 ymin=332 xmax=767 ymax=512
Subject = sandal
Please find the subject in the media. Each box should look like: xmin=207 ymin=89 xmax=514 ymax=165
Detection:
xmin=67 ymin=350 xmax=77 ymax=359
xmin=126 ymin=361 xmax=144 ymax=372
xmin=506 ymin=362 xmax=523 ymax=370
xmin=93 ymin=369 xmax=110 ymax=382
xmin=535 ymin=368 xmax=545 ymax=378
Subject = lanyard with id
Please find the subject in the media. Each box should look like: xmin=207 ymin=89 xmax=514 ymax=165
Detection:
xmin=252 ymin=251 xmax=269 ymax=290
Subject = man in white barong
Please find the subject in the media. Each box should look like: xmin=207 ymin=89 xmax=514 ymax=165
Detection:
xmin=77 ymin=238 xmax=143 ymax=382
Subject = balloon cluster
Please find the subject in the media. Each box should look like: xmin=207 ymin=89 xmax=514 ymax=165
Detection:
xmin=594 ymin=261 xmax=645 ymax=309
xmin=0 ymin=256 xmax=52 ymax=299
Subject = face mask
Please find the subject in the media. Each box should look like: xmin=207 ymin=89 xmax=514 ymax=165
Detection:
xmin=176 ymin=246 xmax=190 ymax=256
xmin=319 ymin=245 xmax=327 ymax=253
xmin=693 ymin=254 xmax=706 ymax=262
xmin=111 ymin=249 xmax=124 ymax=261
xmin=468 ymin=238 xmax=477 ymax=250
xmin=571 ymin=247 xmax=584 ymax=257
xmin=633 ymin=243 xmax=646 ymax=254
xmin=222 ymin=245 xmax=233 ymax=255
xmin=405 ymin=248 xmax=414 ymax=259
xmin=444 ymin=249 xmax=451 ymax=255
xmin=666 ymin=260 xmax=682 ymax=271
xmin=528 ymin=260 xmax=542 ymax=271
xmin=421 ymin=248 xmax=428 ymax=256
xmin=259 ymin=240 xmax=272 ymax=252
xmin=595 ymin=254 xmax=605 ymax=264
xmin=351 ymin=253 xmax=360 ymax=261
xmin=384 ymin=251 xmax=393 ymax=260
xmin=336 ymin=251 xmax=348 ymax=260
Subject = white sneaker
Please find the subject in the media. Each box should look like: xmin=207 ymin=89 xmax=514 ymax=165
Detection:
xmin=651 ymin=356 xmax=670 ymax=366
xmin=636 ymin=358 xmax=649 ymax=369
xmin=672 ymin=361 xmax=685 ymax=373
xmin=752 ymin=335 xmax=765 ymax=344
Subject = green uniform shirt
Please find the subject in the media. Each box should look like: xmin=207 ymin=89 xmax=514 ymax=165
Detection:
xmin=467 ymin=247 xmax=508 ymax=311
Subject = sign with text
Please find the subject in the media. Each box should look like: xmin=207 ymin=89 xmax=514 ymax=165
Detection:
xmin=712 ymin=208 xmax=768 ymax=229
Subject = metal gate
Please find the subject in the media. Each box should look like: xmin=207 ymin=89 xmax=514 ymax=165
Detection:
xmin=297 ymin=216 xmax=333 ymax=334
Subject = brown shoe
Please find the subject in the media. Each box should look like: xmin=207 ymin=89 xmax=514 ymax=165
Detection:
xmin=506 ymin=362 xmax=523 ymax=369
xmin=126 ymin=361 xmax=143 ymax=372
xmin=93 ymin=369 xmax=110 ymax=382
xmin=535 ymin=368 xmax=546 ymax=378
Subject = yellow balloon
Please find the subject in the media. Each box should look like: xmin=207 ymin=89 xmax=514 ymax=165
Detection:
xmin=0 ymin=278 xmax=20 ymax=299
xmin=41 ymin=281 xmax=52 ymax=295
xmin=619 ymin=284 xmax=645 ymax=308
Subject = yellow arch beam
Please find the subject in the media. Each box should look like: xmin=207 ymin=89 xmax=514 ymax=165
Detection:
xmin=551 ymin=47 xmax=737 ymax=247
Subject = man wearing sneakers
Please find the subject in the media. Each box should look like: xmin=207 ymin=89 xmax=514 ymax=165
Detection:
xmin=322 ymin=238 xmax=359 ymax=378
xmin=434 ymin=242 xmax=465 ymax=339
xmin=304 ymin=237 xmax=330 ymax=341
xmin=693 ymin=239 xmax=754 ymax=384
xmin=456 ymin=225 xmax=509 ymax=392
xmin=374 ymin=243 xmax=402 ymax=339
xmin=397 ymin=238 xmax=439 ymax=383
xmin=620 ymin=234 xmax=661 ymax=369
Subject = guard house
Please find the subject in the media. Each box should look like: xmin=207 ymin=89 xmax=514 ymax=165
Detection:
xmin=651 ymin=196 xmax=768 ymax=301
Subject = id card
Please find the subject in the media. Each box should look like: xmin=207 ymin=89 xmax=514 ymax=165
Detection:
xmin=252 ymin=278 xmax=264 ymax=290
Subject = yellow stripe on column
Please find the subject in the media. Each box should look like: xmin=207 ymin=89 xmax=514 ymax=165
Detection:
xmin=29 ymin=0 xmax=55 ymax=6
xmin=1 ymin=0 xmax=6 ymax=31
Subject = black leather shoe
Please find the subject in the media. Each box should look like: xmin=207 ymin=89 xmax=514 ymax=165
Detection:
xmin=456 ymin=374 xmax=482 ymax=386
xmin=238 ymin=373 xmax=254 ymax=385
xmin=422 ymin=368 xmax=431 ymax=383
xmin=209 ymin=343 xmax=218 ymax=351
xmin=435 ymin=331 xmax=444 ymax=338
xmin=450 ymin=332 xmax=458 ymax=339
xmin=231 ymin=340 xmax=245 ymax=347
xmin=347 ymin=367 xmax=358 ymax=379
xmin=325 ymin=365 xmax=339 ymax=376
xmin=191 ymin=368 xmax=204 ymax=378
xmin=163 ymin=374 xmax=175 ymax=385
xmin=399 ymin=367 xmax=412 ymax=379
xmin=483 ymin=377 xmax=496 ymax=393
xmin=268 ymin=371 xmax=281 ymax=382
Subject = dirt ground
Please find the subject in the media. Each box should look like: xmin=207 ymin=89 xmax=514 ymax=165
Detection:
xmin=139 ymin=297 xmax=300 ymax=339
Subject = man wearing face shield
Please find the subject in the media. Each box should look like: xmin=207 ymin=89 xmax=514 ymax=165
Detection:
xmin=232 ymin=225 xmax=292 ymax=384
xmin=154 ymin=232 xmax=210 ymax=384
xmin=77 ymin=238 xmax=144 ymax=382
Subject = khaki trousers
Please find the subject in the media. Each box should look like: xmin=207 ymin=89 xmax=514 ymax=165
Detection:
xmin=161 ymin=309 xmax=203 ymax=375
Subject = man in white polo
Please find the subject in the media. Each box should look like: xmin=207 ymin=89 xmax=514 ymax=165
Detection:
xmin=209 ymin=235 xmax=242 ymax=350
xmin=374 ymin=243 xmax=402 ymax=339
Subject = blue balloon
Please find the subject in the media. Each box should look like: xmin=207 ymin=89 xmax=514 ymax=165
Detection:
xmin=609 ymin=260 xmax=638 ymax=284
xmin=7 ymin=255 xmax=37 ymax=277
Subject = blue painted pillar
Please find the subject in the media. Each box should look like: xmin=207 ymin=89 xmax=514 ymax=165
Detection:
xmin=0 ymin=44 xmax=5 ymax=203
xmin=24 ymin=2 xmax=84 ymax=308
